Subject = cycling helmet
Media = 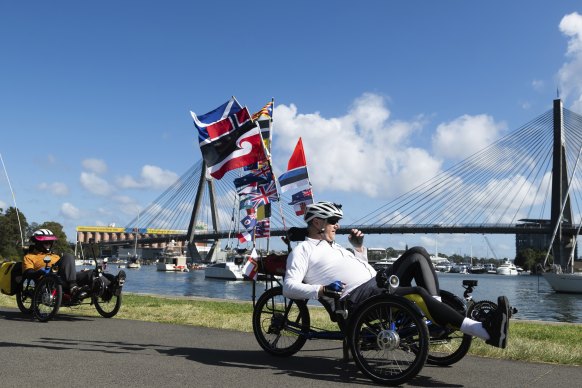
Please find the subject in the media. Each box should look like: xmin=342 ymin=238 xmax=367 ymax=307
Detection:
xmin=31 ymin=229 xmax=57 ymax=253
xmin=304 ymin=201 xmax=343 ymax=223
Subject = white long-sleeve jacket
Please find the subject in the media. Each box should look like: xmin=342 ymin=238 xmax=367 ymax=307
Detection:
xmin=282 ymin=237 xmax=376 ymax=300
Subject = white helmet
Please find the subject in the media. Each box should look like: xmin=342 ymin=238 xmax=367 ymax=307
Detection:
xmin=304 ymin=201 xmax=343 ymax=223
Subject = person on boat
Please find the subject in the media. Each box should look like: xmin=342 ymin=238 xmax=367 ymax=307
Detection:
xmin=282 ymin=201 xmax=511 ymax=348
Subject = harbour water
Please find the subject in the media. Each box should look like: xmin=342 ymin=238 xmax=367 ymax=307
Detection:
xmin=102 ymin=264 xmax=581 ymax=324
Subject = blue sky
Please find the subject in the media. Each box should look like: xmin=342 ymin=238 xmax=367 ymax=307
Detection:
xmin=2 ymin=1 xmax=582 ymax=259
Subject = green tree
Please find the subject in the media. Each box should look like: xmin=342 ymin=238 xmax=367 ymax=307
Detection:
xmin=0 ymin=207 xmax=28 ymax=260
xmin=515 ymin=248 xmax=546 ymax=272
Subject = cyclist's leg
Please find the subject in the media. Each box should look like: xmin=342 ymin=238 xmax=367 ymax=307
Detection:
xmin=391 ymin=246 xmax=440 ymax=296
xmin=395 ymin=286 xmax=464 ymax=328
xmin=343 ymin=277 xmax=384 ymax=312
xmin=56 ymin=253 xmax=77 ymax=289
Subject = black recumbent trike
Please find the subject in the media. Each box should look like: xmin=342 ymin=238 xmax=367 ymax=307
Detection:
xmin=13 ymin=247 xmax=124 ymax=322
xmin=251 ymin=244 xmax=497 ymax=385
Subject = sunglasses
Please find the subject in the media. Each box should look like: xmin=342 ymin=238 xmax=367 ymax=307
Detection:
xmin=326 ymin=217 xmax=341 ymax=225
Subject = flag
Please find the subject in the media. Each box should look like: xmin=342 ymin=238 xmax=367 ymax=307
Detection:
xmin=288 ymin=188 xmax=313 ymax=205
xmin=255 ymin=219 xmax=270 ymax=238
xmin=278 ymin=138 xmax=310 ymax=192
xmin=243 ymin=248 xmax=259 ymax=280
xmin=288 ymin=188 xmax=314 ymax=216
xmin=240 ymin=180 xmax=278 ymax=209
xmin=237 ymin=230 xmax=253 ymax=243
xmin=240 ymin=214 xmax=257 ymax=231
xmin=191 ymin=97 xmax=242 ymax=139
xmin=252 ymin=101 xmax=273 ymax=154
xmin=255 ymin=203 xmax=271 ymax=220
xmin=234 ymin=173 xmax=268 ymax=195
xmin=279 ymin=167 xmax=310 ymax=193
xmin=193 ymin=106 xmax=267 ymax=179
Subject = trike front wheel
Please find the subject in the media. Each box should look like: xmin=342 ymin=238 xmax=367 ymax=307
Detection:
xmin=93 ymin=291 xmax=122 ymax=318
xmin=32 ymin=276 xmax=62 ymax=322
xmin=348 ymin=294 xmax=429 ymax=386
xmin=426 ymin=289 xmax=472 ymax=366
xmin=252 ymin=286 xmax=310 ymax=357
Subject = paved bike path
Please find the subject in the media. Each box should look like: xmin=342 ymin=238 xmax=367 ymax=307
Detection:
xmin=0 ymin=307 xmax=579 ymax=387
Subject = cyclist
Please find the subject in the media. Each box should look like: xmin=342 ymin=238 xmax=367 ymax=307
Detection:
xmin=23 ymin=229 xmax=90 ymax=300
xmin=283 ymin=201 xmax=511 ymax=349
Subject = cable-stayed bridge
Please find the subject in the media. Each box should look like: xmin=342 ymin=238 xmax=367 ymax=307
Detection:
xmin=106 ymin=100 xmax=582 ymax=268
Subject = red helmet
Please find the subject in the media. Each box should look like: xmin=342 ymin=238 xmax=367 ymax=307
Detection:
xmin=31 ymin=229 xmax=58 ymax=243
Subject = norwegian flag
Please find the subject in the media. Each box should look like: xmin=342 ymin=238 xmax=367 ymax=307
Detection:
xmin=255 ymin=219 xmax=270 ymax=238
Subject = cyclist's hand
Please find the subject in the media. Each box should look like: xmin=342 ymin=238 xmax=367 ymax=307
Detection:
xmin=322 ymin=280 xmax=345 ymax=298
xmin=348 ymin=229 xmax=364 ymax=249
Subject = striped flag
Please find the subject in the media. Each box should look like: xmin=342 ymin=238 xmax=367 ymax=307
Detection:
xmin=252 ymin=101 xmax=273 ymax=154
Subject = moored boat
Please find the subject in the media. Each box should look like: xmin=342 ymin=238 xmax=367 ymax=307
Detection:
xmin=496 ymin=260 xmax=518 ymax=276
xmin=156 ymin=241 xmax=189 ymax=272
xmin=204 ymin=251 xmax=245 ymax=280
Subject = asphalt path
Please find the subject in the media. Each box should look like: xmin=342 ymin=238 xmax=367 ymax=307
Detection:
xmin=0 ymin=306 xmax=579 ymax=387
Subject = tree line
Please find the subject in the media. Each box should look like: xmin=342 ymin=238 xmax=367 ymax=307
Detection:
xmin=0 ymin=206 xmax=73 ymax=261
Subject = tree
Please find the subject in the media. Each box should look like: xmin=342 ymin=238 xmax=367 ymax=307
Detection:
xmin=0 ymin=207 xmax=28 ymax=260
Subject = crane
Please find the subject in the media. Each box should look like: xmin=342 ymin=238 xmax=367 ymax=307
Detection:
xmin=483 ymin=235 xmax=499 ymax=261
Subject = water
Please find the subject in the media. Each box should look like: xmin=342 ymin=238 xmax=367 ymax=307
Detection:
xmin=105 ymin=265 xmax=582 ymax=324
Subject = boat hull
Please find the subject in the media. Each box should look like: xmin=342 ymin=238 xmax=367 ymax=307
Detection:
xmin=542 ymin=272 xmax=582 ymax=293
xmin=204 ymin=264 xmax=244 ymax=280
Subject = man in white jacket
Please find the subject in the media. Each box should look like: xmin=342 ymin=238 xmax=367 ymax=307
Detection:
xmin=283 ymin=201 xmax=511 ymax=349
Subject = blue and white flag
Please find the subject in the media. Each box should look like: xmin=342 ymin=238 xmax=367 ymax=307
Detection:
xmin=278 ymin=166 xmax=310 ymax=193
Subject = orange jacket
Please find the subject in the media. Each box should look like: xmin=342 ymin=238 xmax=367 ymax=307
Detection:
xmin=23 ymin=252 xmax=60 ymax=272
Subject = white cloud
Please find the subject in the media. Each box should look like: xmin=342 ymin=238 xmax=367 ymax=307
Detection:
xmin=432 ymin=114 xmax=506 ymax=160
xmin=0 ymin=199 xmax=7 ymax=209
xmin=38 ymin=182 xmax=69 ymax=196
xmin=557 ymin=12 xmax=582 ymax=112
xmin=273 ymin=93 xmax=436 ymax=198
xmin=80 ymin=172 xmax=114 ymax=196
xmin=60 ymin=202 xmax=81 ymax=219
xmin=116 ymin=165 xmax=178 ymax=189
xmin=82 ymin=158 xmax=108 ymax=174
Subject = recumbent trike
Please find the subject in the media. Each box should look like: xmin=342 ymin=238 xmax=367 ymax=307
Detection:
xmin=13 ymin=252 xmax=125 ymax=322
xmin=251 ymin=249 xmax=497 ymax=386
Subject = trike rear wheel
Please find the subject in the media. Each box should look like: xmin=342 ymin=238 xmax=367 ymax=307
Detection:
xmin=32 ymin=276 xmax=62 ymax=322
xmin=252 ymin=286 xmax=310 ymax=357
xmin=426 ymin=290 xmax=472 ymax=366
xmin=348 ymin=294 xmax=429 ymax=386
xmin=16 ymin=279 xmax=36 ymax=314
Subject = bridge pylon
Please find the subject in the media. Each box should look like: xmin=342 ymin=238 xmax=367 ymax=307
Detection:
xmin=550 ymin=99 xmax=575 ymax=269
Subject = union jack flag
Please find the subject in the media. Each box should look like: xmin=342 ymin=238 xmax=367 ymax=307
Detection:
xmin=240 ymin=180 xmax=278 ymax=209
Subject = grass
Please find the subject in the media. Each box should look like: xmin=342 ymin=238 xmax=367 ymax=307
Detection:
xmin=1 ymin=292 xmax=580 ymax=366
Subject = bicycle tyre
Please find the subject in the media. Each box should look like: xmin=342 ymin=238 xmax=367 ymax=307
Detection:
xmin=93 ymin=292 xmax=122 ymax=318
xmin=32 ymin=276 xmax=62 ymax=322
xmin=16 ymin=279 xmax=35 ymax=314
xmin=348 ymin=294 xmax=429 ymax=386
xmin=252 ymin=286 xmax=310 ymax=357
xmin=426 ymin=289 xmax=473 ymax=366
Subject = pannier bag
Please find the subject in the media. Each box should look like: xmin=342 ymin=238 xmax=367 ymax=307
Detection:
xmin=259 ymin=254 xmax=288 ymax=276
xmin=0 ymin=261 xmax=22 ymax=296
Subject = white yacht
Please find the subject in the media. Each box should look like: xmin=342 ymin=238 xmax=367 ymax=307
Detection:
xmin=205 ymin=251 xmax=245 ymax=280
xmin=157 ymin=241 xmax=188 ymax=272
xmin=496 ymin=260 xmax=518 ymax=276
